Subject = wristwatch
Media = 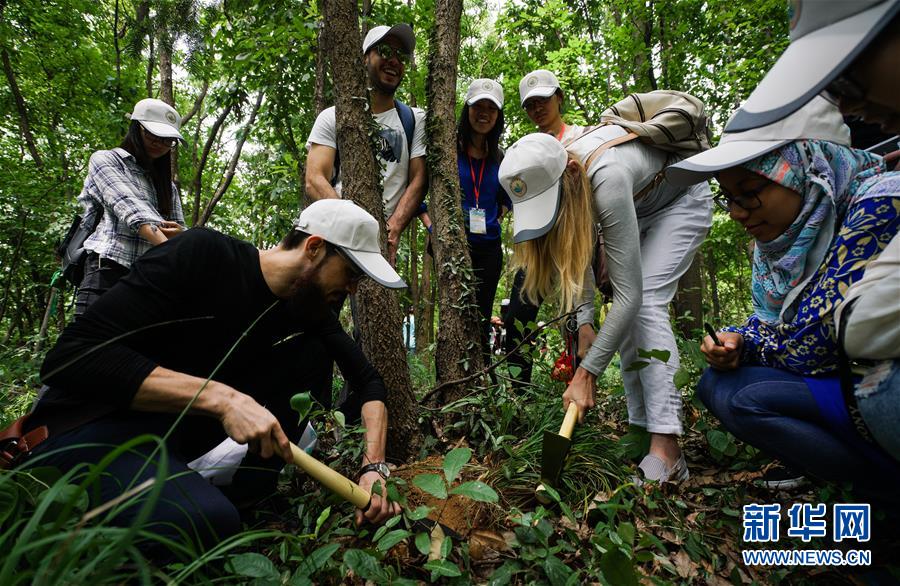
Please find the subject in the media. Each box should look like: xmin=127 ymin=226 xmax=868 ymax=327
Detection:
xmin=360 ymin=462 xmax=390 ymax=479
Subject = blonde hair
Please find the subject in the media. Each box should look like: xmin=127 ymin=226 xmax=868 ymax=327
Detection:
xmin=511 ymin=154 xmax=596 ymax=313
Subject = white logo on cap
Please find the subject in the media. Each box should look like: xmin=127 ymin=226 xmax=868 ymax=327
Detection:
xmin=509 ymin=177 xmax=527 ymax=197
xmin=482 ymin=81 xmax=493 ymax=91
xmin=526 ymin=76 xmax=538 ymax=88
xmin=165 ymin=112 xmax=176 ymax=124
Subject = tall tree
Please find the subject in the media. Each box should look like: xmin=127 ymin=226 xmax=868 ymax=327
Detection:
xmin=423 ymin=0 xmax=485 ymax=405
xmin=321 ymin=0 xmax=420 ymax=462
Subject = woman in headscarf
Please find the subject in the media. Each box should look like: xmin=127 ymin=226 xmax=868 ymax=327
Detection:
xmin=667 ymin=96 xmax=900 ymax=501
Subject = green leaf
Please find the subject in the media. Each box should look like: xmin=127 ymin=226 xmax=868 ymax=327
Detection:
xmin=599 ymin=548 xmax=638 ymax=586
xmin=377 ymin=529 xmax=412 ymax=552
xmin=424 ymin=559 xmax=462 ymax=579
xmin=415 ymin=531 xmax=431 ymax=556
xmin=443 ymin=447 xmax=472 ymax=484
xmin=0 ymin=482 xmax=20 ymax=528
xmin=290 ymin=392 xmax=313 ymax=420
xmin=488 ymin=561 xmax=519 ymax=586
xmin=227 ymin=552 xmax=279 ymax=579
xmin=617 ymin=521 xmax=636 ymax=546
xmin=637 ymin=348 xmax=671 ymax=363
xmin=342 ymin=549 xmax=382 ymax=581
xmin=314 ymin=506 xmax=331 ymax=537
xmin=624 ymin=360 xmax=649 ymax=372
xmin=449 ymin=481 xmax=498 ymax=503
xmin=440 ymin=535 xmax=453 ymax=559
xmin=412 ymin=473 xmax=447 ymax=499
xmin=297 ymin=543 xmax=341 ymax=577
xmin=542 ymin=554 xmax=573 ymax=586
xmin=406 ymin=505 xmax=432 ymax=521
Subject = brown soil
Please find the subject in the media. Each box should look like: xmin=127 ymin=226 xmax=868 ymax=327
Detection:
xmin=393 ymin=455 xmax=498 ymax=537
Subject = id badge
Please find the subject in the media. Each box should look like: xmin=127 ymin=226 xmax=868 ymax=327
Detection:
xmin=469 ymin=208 xmax=487 ymax=234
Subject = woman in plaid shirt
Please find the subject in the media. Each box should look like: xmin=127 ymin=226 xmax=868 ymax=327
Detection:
xmin=75 ymin=99 xmax=187 ymax=315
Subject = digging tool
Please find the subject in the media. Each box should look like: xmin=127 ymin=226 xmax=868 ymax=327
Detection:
xmin=289 ymin=442 xmax=461 ymax=538
xmin=536 ymin=402 xmax=579 ymax=504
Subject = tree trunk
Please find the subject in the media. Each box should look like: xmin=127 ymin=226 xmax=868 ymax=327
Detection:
xmin=198 ymin=92 xmax=264 ymax=225
xmin=314 ymin=23 xmax=328 ymax=115
xmin=191 ymin=102 xmax=234 ymax=225
xmin=145 ymin=35 xmax=155 ymax=97
xmin=322 ymin=0 xmax=419 ymax=462
xmin=673 ymin=253 xmax=703 ymax=338
xmin=425 ymin=0 xmax=485 ymax=405
xmin=706 ymin=249 xmax=721 ymax=322
xmin=416 ymin=244 xmax=434 ymax=351
xmin=1 ymin=49 xmax=43 ymax=169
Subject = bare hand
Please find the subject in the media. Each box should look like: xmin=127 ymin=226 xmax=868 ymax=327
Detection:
xmin=386 ymin=216 xmax=401 ymax=266
xmin=218 ymin=391 xmax=292 ymax=462
xmin=158 ymin=220 xmax=184 ymax=239
xmin=562 ymin=367 xmax=597 ymax=423
xmin=576 ymin=324 xmax=596 ymax=360
xmin=701 ymin=331 xmax=743 ymax=370
xmin=355 ymin=471 xmax=401 ymax=526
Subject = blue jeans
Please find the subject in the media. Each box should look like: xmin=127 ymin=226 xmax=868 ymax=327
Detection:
xmin=857 ymin=360 xmax=900 ymax=462
xmin=698 ymin=366 xmax=900 ymax=507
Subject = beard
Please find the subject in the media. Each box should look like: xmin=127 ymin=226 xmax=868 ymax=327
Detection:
xmin=285 ymin=273 xmax=337 ymax=326
xmin=366 ymin=64 xmax=400 ymax=95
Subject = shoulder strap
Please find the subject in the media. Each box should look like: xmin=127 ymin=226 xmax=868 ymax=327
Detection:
xmin=394 ymin=99 xmax=416 ymax=154
xmin=579 ymin=132 xmax=639 ymax=171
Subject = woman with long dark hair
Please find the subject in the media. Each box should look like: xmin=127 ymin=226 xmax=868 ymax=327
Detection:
xmin=76 ymin=98 xmax=186 ymax=315
xmin=457 ymin=79 xmax=511 ymax=351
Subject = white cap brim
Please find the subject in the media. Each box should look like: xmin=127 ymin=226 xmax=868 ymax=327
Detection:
xmin=666 ymin=139 xmax=788 ymax=186
xmin=137 ymin=120 xmax=186 ymax=143
xmin=519 ymin=86 xmax=558 ymax=107
xmin=342 ymin=248 xmax=407 ymax=289
xmin=466 ymin=93 xmax=503 ymax=108
xmin=726 ymin=0 xmax=900 ymax=132
xmin=512 ymin=182 xmax=562 ymax=244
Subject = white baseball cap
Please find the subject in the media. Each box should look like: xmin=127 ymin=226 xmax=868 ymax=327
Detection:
xmin=465 ymin=78 xmax=504 ymax=108
xmin=498 ymin=133 xmax=568 ymax=243
xmin=667 ymin=96 xmax=850 ymax=186
xmin=725 ymin=0 xmax=900 ymax=132
xmin=130 ymin=98 xmax=184 ymax=142
xmin=518 ymin=69 xmax=561 ymax=107
xmin=292 ymin=199 xmax=406 ymax=288
xmin=362 ymin=24 xmax=416 ymax=56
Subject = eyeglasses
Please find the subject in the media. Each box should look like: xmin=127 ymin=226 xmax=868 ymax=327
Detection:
xmin=523 ymin=95 xmax=551 ymax=112
xmin=142 ymin=128 xmax=177 ymax=148
xmin=713 ymin=189 xmax=763 ymax=212
xmin=334 ymin=246 xmax=367 ymax=284
xmin=826 ymin=72 xmax=867 ymax=102
xmin=375 ymin=44 xmax=410 ymax=64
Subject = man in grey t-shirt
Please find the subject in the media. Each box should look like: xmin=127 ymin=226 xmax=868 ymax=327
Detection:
xmin=305 ymin=23 xmax=426 ymax=265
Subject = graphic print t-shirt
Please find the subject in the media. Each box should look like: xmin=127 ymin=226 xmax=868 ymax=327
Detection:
xmin=306 ymin=105 xmax=427 ymax=218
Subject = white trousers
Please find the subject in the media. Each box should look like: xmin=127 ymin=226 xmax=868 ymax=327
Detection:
xmin=619 ymin=183 xmax=713 ymax=435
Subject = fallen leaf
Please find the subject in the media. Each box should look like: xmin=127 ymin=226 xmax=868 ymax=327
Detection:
xmin=428 ymin=523 xmax=446 ymax=562
xmin=672 ymin=550 xmax=698 ymax=580
xmin=468 ymin=529 xmax=508 ymax=560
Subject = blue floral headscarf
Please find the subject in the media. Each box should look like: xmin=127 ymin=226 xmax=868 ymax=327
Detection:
xmin=744 ymin=140 xmax=884 ymax=324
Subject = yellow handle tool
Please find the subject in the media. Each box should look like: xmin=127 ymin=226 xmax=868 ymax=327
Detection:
xmin=535 ymin=402 xmax=579 ymax=504
xmin=290 ymin=443 xmax=371 ymax=509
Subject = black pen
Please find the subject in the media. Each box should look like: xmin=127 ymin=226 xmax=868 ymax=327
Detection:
xmin=704 ymin=322 xmax=724 ymax=347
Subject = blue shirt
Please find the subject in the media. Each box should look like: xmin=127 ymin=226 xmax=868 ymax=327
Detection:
xmin=458 ymin=154 xmax=511 ymax=244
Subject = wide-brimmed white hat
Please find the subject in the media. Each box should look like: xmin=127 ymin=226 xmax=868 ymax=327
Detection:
xmin=725 ymin=0 xmax=900 ymax=132
xmin=667 ymin=96 xmax=850 ymax=186
xmin=130 ymin=98 xmax=184 ymax=142
xmin=518 ymin=69 xmax=560 ymax=107
xmin=498 ymin=133 xmax=568 ymax=243
xmin=465 ymin=78 xmax=504 ymax=109
xmin=292 ymin=200 xmax=406 ymax=288
xmin=362 ymin=24 xmax=416 ymax=56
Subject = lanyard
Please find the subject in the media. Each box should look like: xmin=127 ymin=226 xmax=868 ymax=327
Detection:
xmin=467 ymin=154 xmax=487 ymax=208
xmin=554 ymin=123 xmax=567 ymax=142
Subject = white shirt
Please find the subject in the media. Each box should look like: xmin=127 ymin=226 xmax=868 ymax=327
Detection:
xmin=306 ymin=105 xmax=427 ymax=218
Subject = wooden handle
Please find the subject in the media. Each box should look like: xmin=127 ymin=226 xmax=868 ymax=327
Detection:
xmin=290 ymin=443 xmax=371 ymax=509
xmin=559 ymin=402 xmax=578 ymax=439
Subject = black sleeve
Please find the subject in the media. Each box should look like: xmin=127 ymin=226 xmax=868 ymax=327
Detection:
xmin=40 ymin=230 xmax=215 ymax=407
xmin=318 ymin=318 xmax=388 ymax=406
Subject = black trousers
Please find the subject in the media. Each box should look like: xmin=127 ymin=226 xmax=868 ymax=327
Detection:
xmin=74 ymin=252 xmax=130 ymax=316
xmin=503 ymin=269 xmax=542 ymax=386
xmin=468 ymin=238 xmax=504 ymax=353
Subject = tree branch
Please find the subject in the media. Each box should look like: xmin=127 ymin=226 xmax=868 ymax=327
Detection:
xmin=190 ymin=101 xmax=234 ymax=225
xmin=181 ymin=79 xmax=208 ymax=126
xmin=1 ymin=49 xmax=43 ymax=168
xmin=198 ymin=91 xmax=264 ymax=225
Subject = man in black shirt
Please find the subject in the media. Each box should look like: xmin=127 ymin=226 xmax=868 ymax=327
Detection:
xmin=28 ymin=199 xmax=405 ymax=556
